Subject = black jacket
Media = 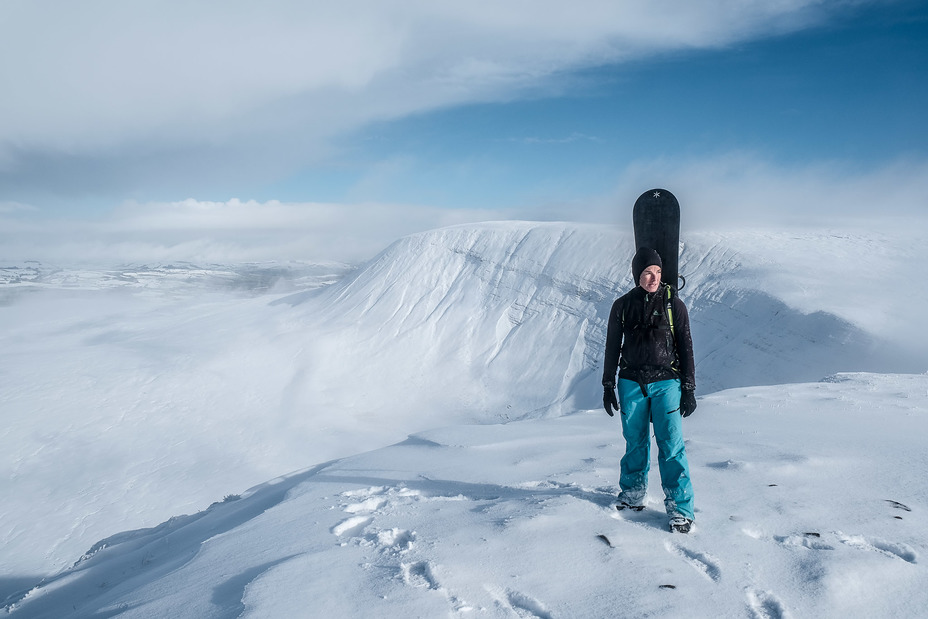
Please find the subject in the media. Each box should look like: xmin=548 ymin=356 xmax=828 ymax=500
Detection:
xmin=602 ymin=283 xmax=695 ymax=391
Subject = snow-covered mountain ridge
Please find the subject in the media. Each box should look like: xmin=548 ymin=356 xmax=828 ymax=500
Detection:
xmin=287 ymin=220 xmax=925 ymax=419
xmin=2 ymin=220 xmax=926 ymax=595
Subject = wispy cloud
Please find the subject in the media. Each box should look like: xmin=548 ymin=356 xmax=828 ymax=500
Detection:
xmin=510 ymin=153 xmax=928 ymax=229
xmin=508 ymin=132 xmax=603 ymax=145
xmin=0 ymin=198 xmax=506 ymax=265
xmin=3 ymin=153 xmax=924 ymax=267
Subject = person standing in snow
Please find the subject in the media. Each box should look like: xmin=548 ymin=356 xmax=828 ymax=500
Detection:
xmin=602 ymin=247 xmax=697 ymax=533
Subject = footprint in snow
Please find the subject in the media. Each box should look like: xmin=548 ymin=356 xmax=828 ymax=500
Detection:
xmin=773 ymin=533 xmax=835 ymax=551
xmin=401 ymin=561 xmax=474 ymax=615
xmin=505 ymin=589 xmax=553 ymax=619
xmin=343 ymin=497 xmax=387 ymax=514
xmin=664 ymin=540 xmax=722 ymax=582
xmin=837 ymin=533 xmax=917 ymax=564
xmin=743 ymin=528 xmax=835 ymax=552
xmin=332 ymin=514 xmax=415 ymax=554
xmin=746 ymin=588 xmax=791 ymax=619
xmin=375 ymin=528 xmax=415 ymax=552
xmin=401 ymin=561 xmax=440 ymax=590
xmin=340 ymin=485 xmax=424 ymax=508
xmin=331 ymin=515 xmax=372 ymax=537
xmin=485 ymin=585 xmax=552 ymax=619
xmin=341 ymin=486 xmax=387 ymax=498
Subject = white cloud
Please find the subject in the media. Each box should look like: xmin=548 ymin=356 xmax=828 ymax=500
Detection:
xmin=545 ymin=153 xmax=928 ymax=229
xmin=0 ymin=199 xmax=508 ymax=265
xmin=628 ymin=154 xmax=928 ymax=228
xmin=0 ymin=0 xmax=859 ymax=179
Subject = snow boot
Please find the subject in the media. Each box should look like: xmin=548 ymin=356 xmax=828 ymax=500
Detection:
xmin=616 ymin=501 xmax=645 ymax=512
xmin=670 ymin=515 xmax=693 ymax=533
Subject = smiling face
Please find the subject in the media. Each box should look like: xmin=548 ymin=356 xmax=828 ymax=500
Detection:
xmin=639 ymin=265 xmax=662 ymax=293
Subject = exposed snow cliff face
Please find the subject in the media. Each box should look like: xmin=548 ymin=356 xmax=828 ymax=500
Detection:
xmin=281 ymin=223 xmax=627 ymax=424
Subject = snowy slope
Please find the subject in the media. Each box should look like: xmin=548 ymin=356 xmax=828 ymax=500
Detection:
xmin=281 ymin=220 xmax=927 ymax=423
xmin=6 ymin=372 xmax=927 ymax=618
xmin=2 ymin=220 xmax=927 ymax=592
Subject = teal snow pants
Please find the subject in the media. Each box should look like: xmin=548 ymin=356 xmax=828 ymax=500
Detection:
xmin=616 ymin=378 xmax=695 ymax=520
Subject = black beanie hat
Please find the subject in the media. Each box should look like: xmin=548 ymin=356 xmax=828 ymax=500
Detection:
xmin=632 ymin=247 xmax=662 ymax=284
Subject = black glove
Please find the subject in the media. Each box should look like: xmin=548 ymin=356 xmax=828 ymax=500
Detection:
xmin=681 ymin=388 xmax=697 ymax=418
xmin=603 ymin=385 xmax=619 ymax=417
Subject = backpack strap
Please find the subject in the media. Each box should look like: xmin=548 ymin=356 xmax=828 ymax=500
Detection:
xmin=664 ymin=284 xmax=675 ymax=338
xmin=664 ymin=284 xmax=681 ymax=372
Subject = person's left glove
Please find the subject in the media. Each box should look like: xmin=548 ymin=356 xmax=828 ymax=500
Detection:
xmin=603 ymin=385 xmax=619 ymax=417
xmin=681 ymin=388 xmax=697 ymax=418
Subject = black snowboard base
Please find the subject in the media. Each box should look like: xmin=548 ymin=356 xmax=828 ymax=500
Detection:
xmin=633 ymin=188 xmax=682 ymax=291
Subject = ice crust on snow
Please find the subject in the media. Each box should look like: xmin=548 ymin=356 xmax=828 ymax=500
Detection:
xmin=2 ymin=220 xmax=928 ymax=617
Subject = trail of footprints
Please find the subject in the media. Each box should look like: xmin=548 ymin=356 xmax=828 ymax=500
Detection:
xmin=331 ymin=485 xmax=917 ymax=617
xmin=738 ymin=506 xmax=917 ymax=618
xmin=664 ymin=540 xmax=722 ymax=582
xmin=743 ymin=527 xmax=918 ymax=564
xmin=661 ymin=540 xmax=792 ymax=618
xmin=330 ymin=485 xmax=551 ymax=618
xmin=658 ymin=512 xmax=917 ymax=619
xmin=661 ymin=539 xmax=791 ymax=619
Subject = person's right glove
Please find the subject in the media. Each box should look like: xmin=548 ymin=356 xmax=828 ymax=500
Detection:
xmin=603 ymin=384 xmax=619 ymax=417
xmin=681 ymin=388 xmax=697 ymax=418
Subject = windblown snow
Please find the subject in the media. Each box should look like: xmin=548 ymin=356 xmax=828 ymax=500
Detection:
xmin=2 ymin=221 xmax=926 ymax=617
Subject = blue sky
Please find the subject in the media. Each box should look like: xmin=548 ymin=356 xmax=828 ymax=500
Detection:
xmin=281 ymin=1 xmax=926 ymax=211
xmin=1 ymin=0 xmax=926 ymax=263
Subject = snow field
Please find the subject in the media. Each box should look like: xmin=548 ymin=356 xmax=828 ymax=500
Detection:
xmin=7 ymin=372 xmax=926 ymax=617
xmin=3 ymin=220 xmax=928 ymax=617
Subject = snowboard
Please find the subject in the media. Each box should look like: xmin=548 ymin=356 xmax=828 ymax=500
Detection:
xmin=632 ymin=188 xmax=682 ymax=291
